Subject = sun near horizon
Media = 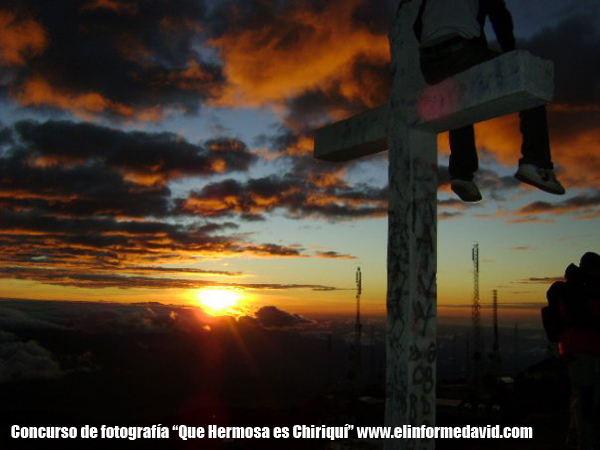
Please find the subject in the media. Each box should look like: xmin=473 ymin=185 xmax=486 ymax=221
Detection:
xmin=195 ymin=289 xmax=244 ymax=315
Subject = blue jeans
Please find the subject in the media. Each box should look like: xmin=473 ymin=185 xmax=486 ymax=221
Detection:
xmin=420 ymin=39 xmax=553 ymax=181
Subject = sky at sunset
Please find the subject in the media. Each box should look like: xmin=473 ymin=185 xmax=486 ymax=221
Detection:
xmin=1 ymin=0 xmax=599 ymax=325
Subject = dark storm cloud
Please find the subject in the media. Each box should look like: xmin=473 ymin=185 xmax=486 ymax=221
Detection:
xmin=0 ymin=304 xmax=67 ymax=331
xmin=316 ymin=251 xmax=356 ymax=260
xmin=0 ymin=209 xmax=244 ymax=267
xmin=242 ymin=243 xmax=304 ymax=257
xmin=515 ymin=191 xmax=600 ymax=217
xmin=128 ymin=266 xmax=243 ymax=277
xmin=514 ymin=277 xmax=563 ymax=285
xmin=179 ymin=174 xmax=388 ymax=221
xmin=283 ymin=55 xmax=391 ymax=131
xmin=523 ymin=15 xmax=600 ymax=107
xmin=0 ymin=208 xmax=315 ymax=269
xmin=0 ymin=117 xmax=353 ymax=286
xmin=438 ymin=211 xmax=463 ymax=220
xmin=1 ymin=0 xmax=223 ymax=118
xmin=0 ymin=123 xmax=13 ymax=148
xmin=0 ymin=299 xmax=202 ymax=333
xmin=179 ymin=161 xmax=505 ymax=221
xmin=441 ymin=302 xmax=547 ymax=310
xmin=0 ymin=210 xmax=226 ymax=240
xmin=350 ymin=0 xmax=397 ymax=33
xmin=0 ymin=330 xmax=64 ymax=383
xmin=14 ymin=120 xmax=256 ymax=184
xmin=253 ymin=305 xmax=314 ymax=328
xmin=521 ymin=11 xmax=600 ymax=189
xmin=0 ymin=267 xmax=338 ymax=291
xmin=262 ymin=126 xmax=300 ymax=154
xmin=0 ymin=148 xmax=172 ymax=218
xmin=1 ymin=0 xmax=397 ymax=120
xmin=0 ymin=300 xmax=208 ymax=346
xmin=0 ymin=300 xmax=321 ymax=351
xmin=476 ymin=168 xmax=520 ymax=200
xmin=0 ymin=118 xmax=259 ymax=265
xmin=207 ymin=0 xmax=327 ymax=38
xmin=0 ymin=299 xmax=320 ymax=337
xmin=438 ymin=199 xmax=467 ymax=208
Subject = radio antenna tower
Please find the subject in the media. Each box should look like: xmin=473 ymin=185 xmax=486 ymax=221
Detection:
xmin=513 ymin=323 xmax=520 ymax=374
xmin=491 ymin=289 xmax=502 ymax=375
xmin=326 ymin=333 xmax=333 ymax=391
xmin=353 ymin=267 xmax=363 ymax=383
xmin=471 ymin=243 xmax=483 ymax=380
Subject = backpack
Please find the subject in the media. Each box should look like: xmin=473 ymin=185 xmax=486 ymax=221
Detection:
xmin=542 ymin=281 xmax=566 ymax=343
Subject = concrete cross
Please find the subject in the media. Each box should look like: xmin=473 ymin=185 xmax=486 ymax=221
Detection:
xmin=313 ymin=2 xmax=553 ymax=449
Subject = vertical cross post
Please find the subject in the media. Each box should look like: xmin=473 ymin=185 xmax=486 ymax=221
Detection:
xmin=385 ymin=3 xmax=437 ymax=448
xmin=313 ymin=1 xmax=553 ymax=448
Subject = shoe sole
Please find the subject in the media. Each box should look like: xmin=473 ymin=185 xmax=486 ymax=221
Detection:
xmin=515 ymin=172 xmax=565 ymax=195
xmin=451 ymin=182 xmax=482 ymax=203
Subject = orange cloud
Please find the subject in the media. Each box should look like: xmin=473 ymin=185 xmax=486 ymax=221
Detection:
xmin=169 ymin=60 xmax=223 ymax=93
xmin=548 ymin=128 xmax=600 ymax=190
xmin=12 ymin=77 xmax=162 ymax=121
xmin=0 ymin=11 xmax=47 ymax=66
xmin=180 ymin=175 xmax=387 ymax=221
xmin=286 ymin=135 xmax=315 ymax=156
xmin=209 ymin=0 xmax=389 ymax=107
xmin=308 ymin=170 xmax=347 ymax=189
xmin=473 ymin=115 xmax=522 ymax=166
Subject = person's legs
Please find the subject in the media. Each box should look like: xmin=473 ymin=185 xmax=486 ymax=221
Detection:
xmin=513 ymin=68 xmax=565 ymax=194
xmin=449 ymin=126 xmax=478 ymax=181
xmin=421 ymin=43 xmax=496 ymax=174
xmin=420 ymin=41 xmax=497 ymax=201
xmin=421 ymin=40 xmax=565 ymax=196
xmin=519 ymin=105 xmax=552 ymax=169
xmin=515 ymin=104 xmax=565 ymax=193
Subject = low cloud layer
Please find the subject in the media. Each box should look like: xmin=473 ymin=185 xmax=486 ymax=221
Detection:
xmin=0 ymin=298 xmax=317 ymax=337
xmin=252 ymin=305 xmax=314 ymax=328
xmin=0 ymin=1 xmax=598 ymax=295
xmin=0 ymin=330 xmax=64 ymax=383
xmin=0 ymin=299 xmax=322 ymax=384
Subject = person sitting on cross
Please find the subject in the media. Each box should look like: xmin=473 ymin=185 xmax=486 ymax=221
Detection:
xmin=414 ymin=0 xmax=566 ymax=202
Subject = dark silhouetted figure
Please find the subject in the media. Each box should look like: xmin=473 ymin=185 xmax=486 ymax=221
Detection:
xmin=546 ymin=252 xmax=600 ymax=449
xmin=414 ymin=0 xmax=565 ymax=202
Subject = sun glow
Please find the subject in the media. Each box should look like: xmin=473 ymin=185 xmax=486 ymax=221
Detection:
xmin=196 ymin=289 xmax=242 ymax=315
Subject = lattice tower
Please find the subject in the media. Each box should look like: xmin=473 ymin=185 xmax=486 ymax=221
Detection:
xmin=354 ymin=267 xmax=363 ymax=383
xmin=491 ymin=289 xmax=502 ymax=375
xmin=471 ymin=243 xmax=483 ymax=379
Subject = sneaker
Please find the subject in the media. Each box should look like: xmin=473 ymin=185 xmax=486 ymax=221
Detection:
xmin=515 ymin=164 xmax=566 ymax=195
xmin=451 ymin=179 xmax=482 ymax=202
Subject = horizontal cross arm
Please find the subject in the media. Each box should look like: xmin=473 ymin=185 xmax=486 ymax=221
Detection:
xmin=313 ymin=104 xmax=389 ymax=162
xmin=314 ymin=50 xmax=553 ymax=162
xmin=414 ymin=50 xmax=554 ymax=132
